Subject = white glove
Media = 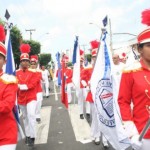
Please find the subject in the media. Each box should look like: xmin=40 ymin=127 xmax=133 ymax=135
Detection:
xmin=131 ymin=134 xmax=142 ymax=150
xmin=66 ymin=76 xmax=68 ymax=79
xmin=19 ymin=84 xmax=28 ymax=90
xmin=123 ymin=121 xmax=139 ymax=138
xmin=81 ymin=80 xmax=87 ymax=87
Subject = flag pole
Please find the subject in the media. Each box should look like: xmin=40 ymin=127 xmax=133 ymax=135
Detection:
xmin=109 ymin=18 xmax=113 ymax=54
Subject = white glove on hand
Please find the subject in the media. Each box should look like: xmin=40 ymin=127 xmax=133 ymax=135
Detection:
xmin=123 ymin=121 xmax=139 ymax=138
xmin=131 ymin=134 xmax=142 ymax=150
xmin=81 ymin=80 xmax=87 ymax=87
xmin=19 ymin=84 xmax=28 ymax=90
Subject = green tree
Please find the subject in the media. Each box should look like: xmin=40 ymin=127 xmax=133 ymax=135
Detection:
xmin=85 ymin=54 xmax=92 ymax=62
xmin=39 ymin=53 xmax=51 ymax=67
xmin=10 ymin=26 xmax=23 ymax=68
xmin=23 ymin=40 xmax=41 ymax=55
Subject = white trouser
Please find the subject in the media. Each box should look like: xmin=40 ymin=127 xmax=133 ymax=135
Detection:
xmin=0 ymin=144 xmax=16 ymax=150
xmin=42 ymin=81 xmax=49 ymax=96
xmin=66 ymin=83 xmax=73 ymax=103
xmin=141 ymin=139 xmax=150 ymax=150
xmin=90 ymin=103 xmax=108 ymax=144
xmin=76 ymin=88 xmax=90 ymax=115
xmin=19 ymin=100 xmax=36 ymax=138
xmin=36 ymin=92 xmax=43 ymax=119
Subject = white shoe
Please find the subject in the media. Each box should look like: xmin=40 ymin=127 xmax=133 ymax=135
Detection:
xmin=94 ymin=137 xmax=100 ymax=145
xmin=103 ymin=141 xmax=109 ymax=148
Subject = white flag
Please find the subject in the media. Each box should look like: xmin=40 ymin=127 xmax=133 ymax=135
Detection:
xmin=91 ymin=32 xmax=131 ymax=150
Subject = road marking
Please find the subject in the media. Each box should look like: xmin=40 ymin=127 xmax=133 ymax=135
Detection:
xmin=35 ymin=106 xmax=51 ymax=144
xmin=53 ymin=83 xmax=58 ymax=101
xmin=68 ymin=104 xmax=92 ymax=144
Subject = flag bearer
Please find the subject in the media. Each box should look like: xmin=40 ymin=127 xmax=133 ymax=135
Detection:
xmin=118 ymin=9 xmax=150 ymax=150
xmin=81 ymin=41 xmax=109 ymax=148
xmin=0 ymin=25 xmax=18 ymax=150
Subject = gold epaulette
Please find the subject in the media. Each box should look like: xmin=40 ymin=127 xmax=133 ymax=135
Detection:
xmin=0 ymin=74 xmax=18 ymax=84
xmin=28 ymin=68 xmax=36 ymax=72
xmin=123 ymin=61 xmax=142 ymax=73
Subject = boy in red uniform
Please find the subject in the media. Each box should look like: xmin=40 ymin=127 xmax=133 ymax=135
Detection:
xmin=30 ymin=55 xmax=43 ymax=123
xmin=118 ymin=9 xmax=150 ymax=150
xmin=16 ymin=44 xmax=38 ymax=147
xmin=0 ymin=25 xmax=18 ymax=150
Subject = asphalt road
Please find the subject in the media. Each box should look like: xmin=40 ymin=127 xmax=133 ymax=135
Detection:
xmin=16 ymin=81 xmax=132 ymax=150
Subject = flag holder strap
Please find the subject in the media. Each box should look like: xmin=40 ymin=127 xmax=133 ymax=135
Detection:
xmin=139 ymin=119 xmax=150 ymax=141
xmin=139 ymin=106 xmax=150 ymax=141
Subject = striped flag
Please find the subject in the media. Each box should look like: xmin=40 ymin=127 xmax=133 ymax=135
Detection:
xmin=72 ymin=36 xmax=80 ymax=90
xmin=90 ymin=31 xmax=130 ymax=150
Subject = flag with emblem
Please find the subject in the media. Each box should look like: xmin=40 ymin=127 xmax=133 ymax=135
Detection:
xmin=90 ymin=31 xmax=130 ymax=150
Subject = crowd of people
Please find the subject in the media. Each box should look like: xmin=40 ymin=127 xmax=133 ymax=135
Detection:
xmin=1 ymin=11 xmax=150 ymax=150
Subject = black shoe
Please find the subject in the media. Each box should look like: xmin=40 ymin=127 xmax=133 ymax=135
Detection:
xmin=36 ymin=118 xmax=41 ymax=123
xmin=80 ymin=114 xmax=84 ymax=119
xmin=46 ymin=96 xmax=49 ymax=98
xmin=86 ymin=113 xmax=90 ymax=121
xmin=28 ymin=138 xmax=35 ymax=147
xmin=25 ymin=137 xmax=30 ymax=145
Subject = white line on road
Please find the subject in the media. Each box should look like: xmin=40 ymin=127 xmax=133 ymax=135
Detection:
xmin=53 ymin=83 xmax=58 ymax=101
xmin=68 ymin=104 xmax=93 ymax=144
xmin=35 ymin=106 xmax=52 ymax=144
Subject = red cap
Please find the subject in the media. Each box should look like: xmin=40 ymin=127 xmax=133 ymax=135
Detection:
xmin=90 ymin=40 xmax=100 ymax=57
xmin=30 ymin=55 xmax=38 ymax=63
xmin=90 ymin=40 xmax=100 ymax=49
xmin=20 ymin=44 xmax=31 ymax=61
xmin=138 ymin=9 xmax=150 ymax=44
xmin=0 ymin=25 xmax=6 ymax=57
xmin=137 ymin=28 xmax=150 ymax=44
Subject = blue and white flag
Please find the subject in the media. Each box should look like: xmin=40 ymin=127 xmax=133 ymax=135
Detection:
xmin=72 ymin=36 xmax=80 ymax=90
xmin=91 ymin=32 xmax=130 ymax=150
xmin=56 ymin=52 xmax=61 ymax=86
xmin=5 ymin=29 xmax=25 ymax=141
xmin=5 ymin=30 xmax=15 ymax=75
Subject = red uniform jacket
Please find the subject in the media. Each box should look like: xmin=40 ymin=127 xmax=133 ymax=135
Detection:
xmin=65 ymin=67 xmax=73 ymax=84
xmin=16 ymin=68 xmax=38 ymax=105
xmin=81 ymin=65 xmax=93 ymax=103
xmin=118 ymin=60 xmax=150 ymax=138
xmin=0 ymin=72 xmax=18 ymax=146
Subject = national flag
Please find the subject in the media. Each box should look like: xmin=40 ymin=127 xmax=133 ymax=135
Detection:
xmin=5 ymin=28 xmax=25 ymax=141
xmin=56 ymin=52 xmax=61 ymax=86
xmin=72 ymin=36 xmax=80 ymax=90
xmin=61 ymin=56 xmax=68 ymax=108
xmin=102 ymin=15 xmax=108 ymax=27
xmin=90 ymin=31 xmax=130 ymax=150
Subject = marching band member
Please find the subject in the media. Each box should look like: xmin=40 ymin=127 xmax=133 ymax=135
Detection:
xmin=77 ymin=50 xmax=90 ymax=119
xmin=0 ymin=25 xmax=18 ymax=150
xmin=16 ymin=44 xmax=38 ymax=147
xmin=118 ymin=9 xmax=150 ymax=150
xmin=81 ymin=41 xmax=109 ymax=148
xmin=30 ymin=55 xmax=43 ymax=123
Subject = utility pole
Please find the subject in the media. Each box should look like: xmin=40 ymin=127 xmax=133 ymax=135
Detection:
xmin=25 ymin=29 xmax=36 ymax=40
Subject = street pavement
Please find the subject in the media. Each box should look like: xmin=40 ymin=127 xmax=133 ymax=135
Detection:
xmin=16 ymin=81 xmax=131 ymax=150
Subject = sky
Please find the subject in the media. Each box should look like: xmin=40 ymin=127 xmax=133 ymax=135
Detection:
xmin=0 ymin=0 xmax=150 ymax=60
